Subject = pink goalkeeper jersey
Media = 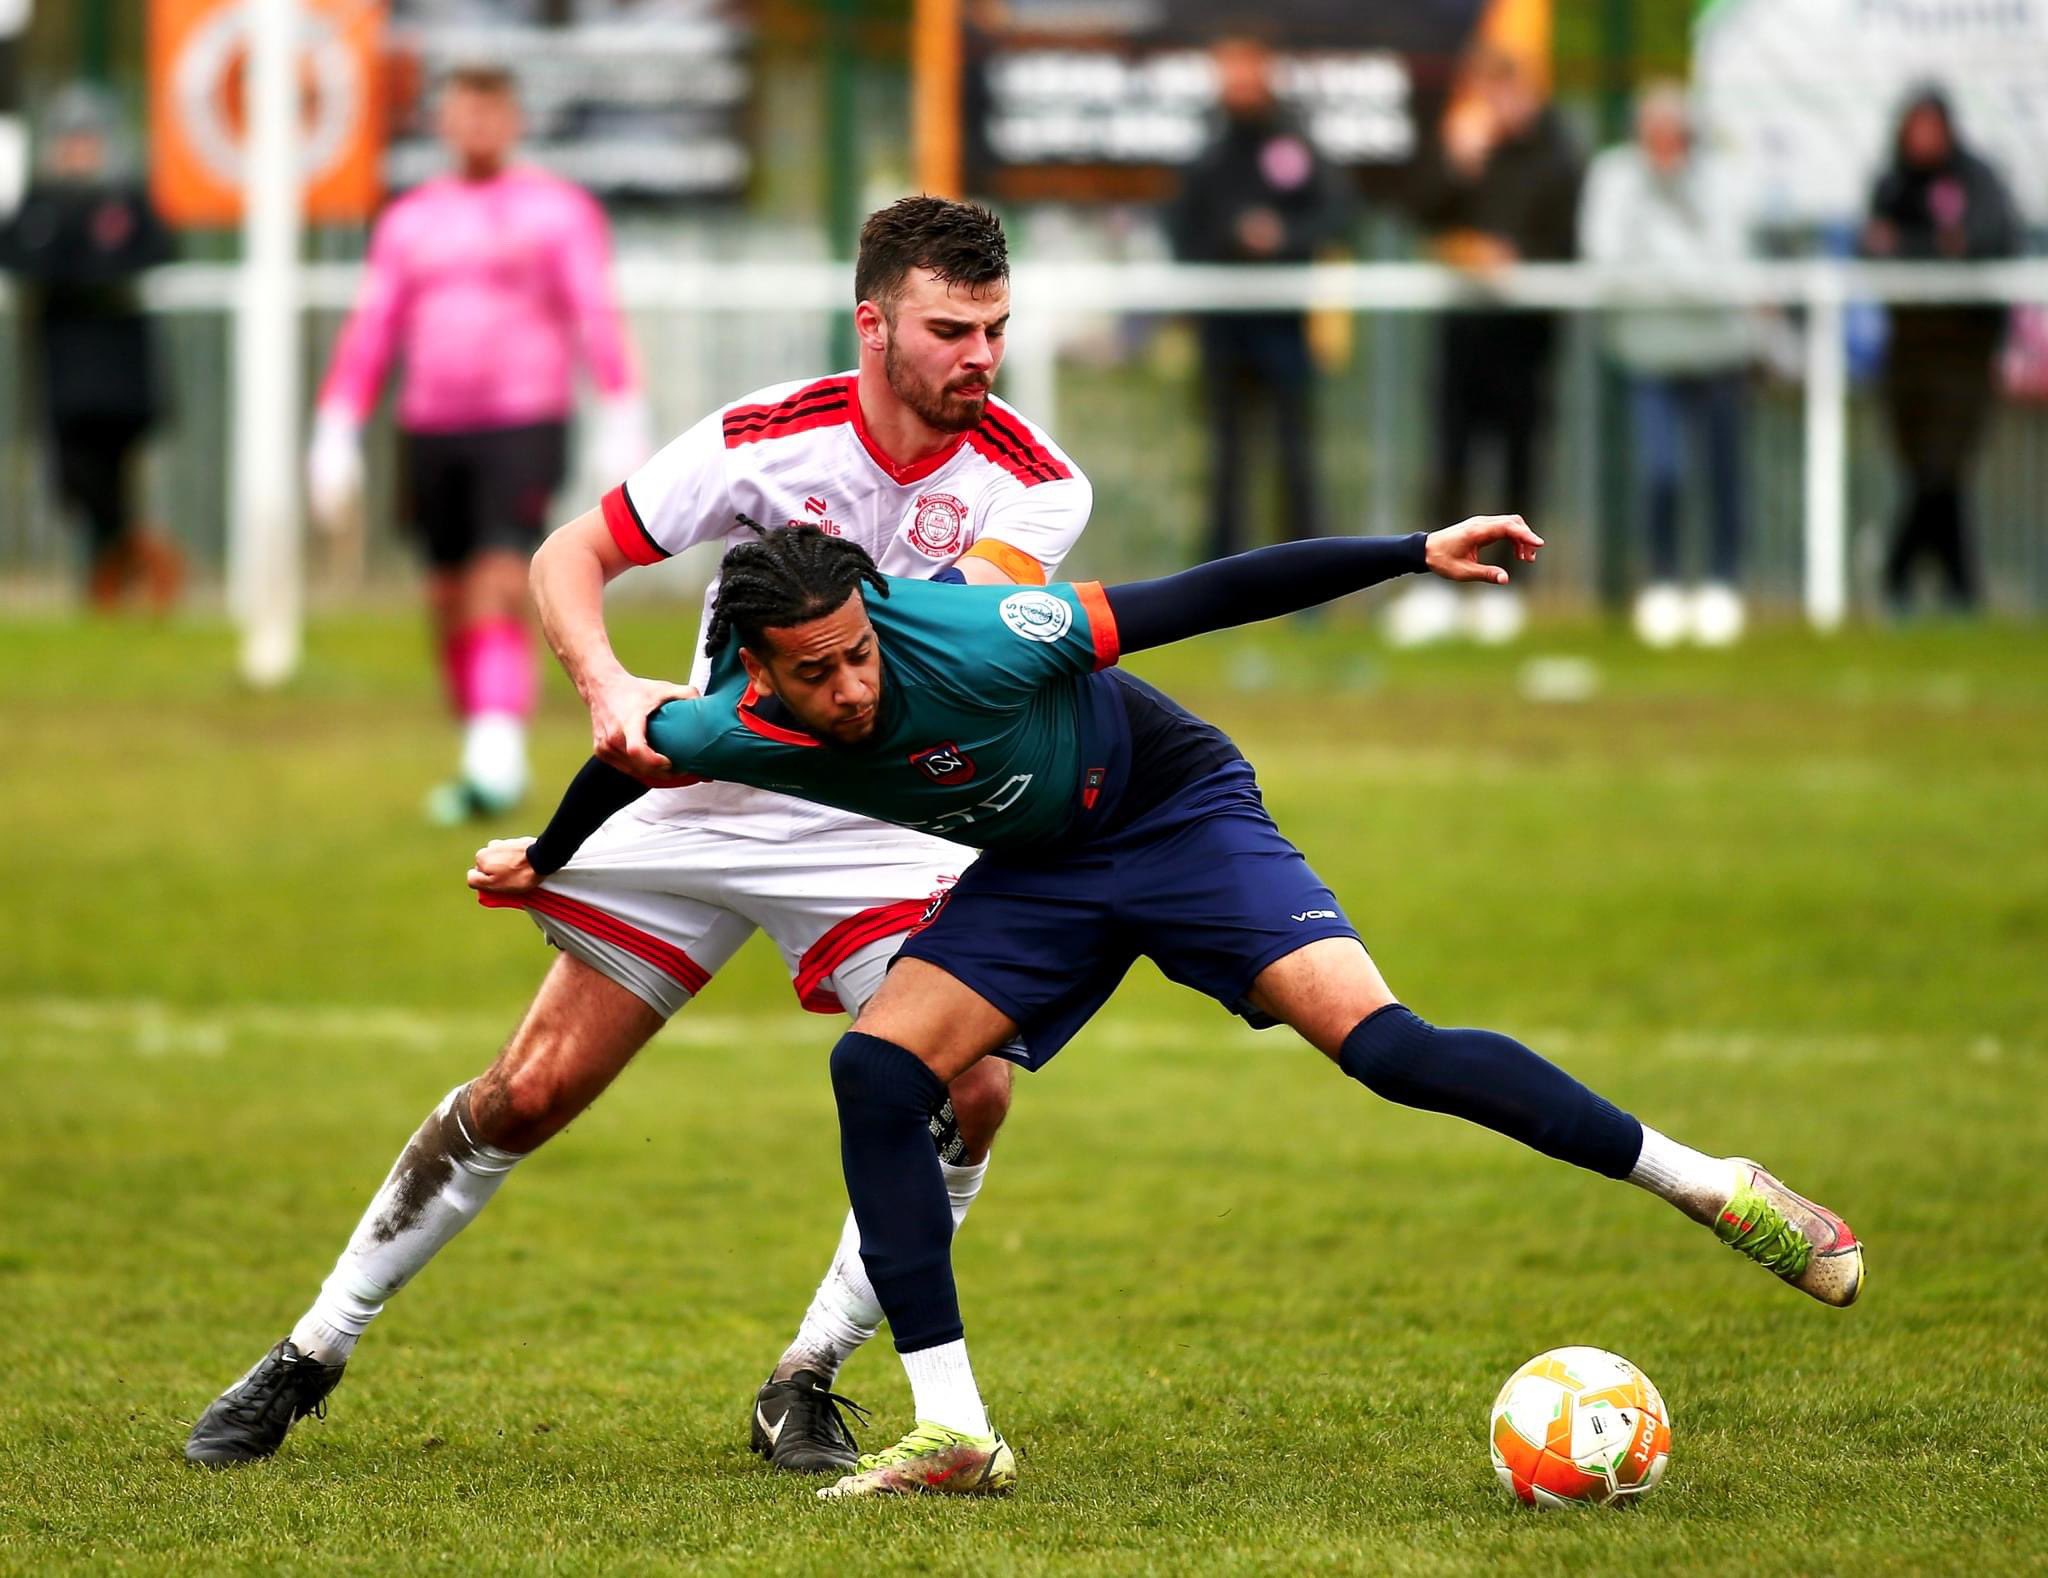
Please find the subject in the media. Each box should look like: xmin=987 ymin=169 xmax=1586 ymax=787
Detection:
xmin=317 ymin=166 xmax=637 ymax=434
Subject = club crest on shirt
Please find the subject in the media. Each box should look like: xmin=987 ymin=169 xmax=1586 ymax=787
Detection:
xmin=908 ymin=740 xmax=977 ymax=785
xmin=999 ymin=590 xmax=1072 ymax=644
xmin=907 ymin=493 xmax=969 ymax=557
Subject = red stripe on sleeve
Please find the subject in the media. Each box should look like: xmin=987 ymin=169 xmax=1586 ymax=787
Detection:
xmin=602 ymin=484 xmax=667 ymax=566
xmin=1074 ymin=581 xmax=1120 ymax=669
xmin=966 ymin=425 xmax=1071 ymax=488
xmin=722 ymin=377 xmax=854 ymax=449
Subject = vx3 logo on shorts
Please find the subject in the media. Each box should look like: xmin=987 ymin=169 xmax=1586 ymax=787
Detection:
xmin=909 ymin=741 xmax=977 ymax=785
xmin=1292 ymin=909 xmax=1338 ymax=922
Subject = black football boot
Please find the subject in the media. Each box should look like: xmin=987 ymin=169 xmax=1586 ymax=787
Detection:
xmin=749 ymin=1370 xmax=870 ymax=1473
xmin=185 ymin=1340 xmax=346 ymax=1466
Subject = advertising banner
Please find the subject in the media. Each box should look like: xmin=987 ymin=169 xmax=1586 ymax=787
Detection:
xmin=149 ymin=0 xmax=386 ymax=227
xmin=960 ymin=0 xmax=1535 ymax=204
xmin=383 ymin=0 xmax=750 ymax=202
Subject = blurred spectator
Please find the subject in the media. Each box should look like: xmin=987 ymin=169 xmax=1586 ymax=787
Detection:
xmin=309 ymin=64 xmax=651 ymax=822
xmin=1580 ymin=81 xmax=1753 ymax=649
xmin=0 ymin=84 xmax=182 ymax=611
xmin=1166 ymin=33 xmax=1349 ymax=562
xmin=1862 ymin=87 xmax=2019 ymax=615
xmin=1390 ymin=43 xmax=1581 ymax=646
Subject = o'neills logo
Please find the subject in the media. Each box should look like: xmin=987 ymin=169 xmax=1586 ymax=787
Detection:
xmin=908 ymin=493 xmax=968 ymax=556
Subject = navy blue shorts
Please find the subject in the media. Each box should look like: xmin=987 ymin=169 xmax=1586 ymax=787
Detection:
xmin=894 ymin=761 xmax=1359 ymax=1070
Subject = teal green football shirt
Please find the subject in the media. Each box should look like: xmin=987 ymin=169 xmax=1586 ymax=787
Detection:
xmin=644 ymin=576 xmax=1121 ymax=849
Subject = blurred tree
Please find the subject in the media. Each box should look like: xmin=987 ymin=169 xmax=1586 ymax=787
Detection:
xmin=1555 ymin=0 xmax=1694 ymax=91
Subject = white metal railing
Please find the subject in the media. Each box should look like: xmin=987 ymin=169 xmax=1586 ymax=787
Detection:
xmin=6 ymin=256 xmax=2046 ymax=653
xmin=126 ymin=255 xmax=2048 ymax=313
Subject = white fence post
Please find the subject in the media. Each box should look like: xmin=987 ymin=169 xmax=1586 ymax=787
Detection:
xmin=1802 ymin=265 xmax=1849 ymax=632
xmin=228 ymin=0 xmax=305 ymax=687
xmin=1002 ymin=283 xmax=1060 ymax=435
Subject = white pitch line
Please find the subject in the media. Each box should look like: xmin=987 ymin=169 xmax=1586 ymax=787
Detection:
xmin=0 ymin=997 xmax=818 ymax=1058
xmin=0 ymin=997 xmax=2024 ymax=1066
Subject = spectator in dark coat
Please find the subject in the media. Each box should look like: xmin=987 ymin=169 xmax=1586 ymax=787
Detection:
xmin=1167 ymin=33 xmax=1350 ymax=561
xmin=0 ymin=86 xmax=181 ymax=610
xmin=1395 ymin=43 xmax=1581 ymax=645
xmin=1861 ymin=87 xmax=2019 ymax=614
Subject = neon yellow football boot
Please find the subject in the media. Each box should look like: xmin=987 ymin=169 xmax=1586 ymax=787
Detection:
xmin=1712 ymin=1158 xmax=1865 ymax=1307
xmin=816 ymin=1420 xmax=1017 ymax=1499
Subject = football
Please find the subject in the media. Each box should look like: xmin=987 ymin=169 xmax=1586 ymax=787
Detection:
xmin=1488 ymin=1346 xmax=1671 ymax=1508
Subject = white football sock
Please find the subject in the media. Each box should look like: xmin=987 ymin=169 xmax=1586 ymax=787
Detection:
xmin=779 ymin=1212 xmax=881 ymax=1384
xmin=288 ymin=1085 xmax=522 ymax=1364
xmin=900 ymin=1339 xmax=990 ymax=1436
xmin=460 ymin=713 xmax=528 ymax=806
xmin=941 ymin=1156 xmax=989 ymax=1226
xmin=776 ymin=1157 xmax=991 ymax=1384
xmin=1628 ymin=1126 xmax=1736 ymax=1224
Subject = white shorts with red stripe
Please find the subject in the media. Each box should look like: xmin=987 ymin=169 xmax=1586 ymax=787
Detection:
xmin=478 ymin=806 xmax=966 ymax=1020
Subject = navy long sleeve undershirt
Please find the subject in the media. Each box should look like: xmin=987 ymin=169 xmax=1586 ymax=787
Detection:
xmin=528 ymin=757 xmax=648 ymax=876
xmin=1100 ymin=532 xmax=1428 ymax=653
xmin=523 ymin=533 xmax=1432 ymax=877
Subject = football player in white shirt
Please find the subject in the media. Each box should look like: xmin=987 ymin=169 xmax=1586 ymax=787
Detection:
xmin=186 ymin=198 xmax=1093 ymax=1472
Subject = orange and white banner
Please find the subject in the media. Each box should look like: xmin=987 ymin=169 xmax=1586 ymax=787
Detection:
xmin=150 ymin=0 xmax=385 ymax=227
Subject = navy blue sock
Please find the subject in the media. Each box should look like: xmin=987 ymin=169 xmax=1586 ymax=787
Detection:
xmin=1338 ymin=1005 xmax=1644 ymax=1180
xmin=829 ymin=1031 xmax=962 ymax=1353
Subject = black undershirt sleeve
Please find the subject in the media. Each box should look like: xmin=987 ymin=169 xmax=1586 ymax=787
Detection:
xmin=1101 ymin=533 xmax=1430 ymax=655
xmin=526 ymin=758 xmax=651 ymax=877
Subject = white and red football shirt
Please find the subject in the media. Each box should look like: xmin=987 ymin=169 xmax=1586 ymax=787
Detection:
xmin=599 ymin=371 xmax=1093 ymax=831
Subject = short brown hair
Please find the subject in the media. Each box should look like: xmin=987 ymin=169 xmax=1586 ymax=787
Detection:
xmin=853 ymin=196 xmax=1009 ymax=313
xmin=445 ymin=64 xmax=517 ymax=100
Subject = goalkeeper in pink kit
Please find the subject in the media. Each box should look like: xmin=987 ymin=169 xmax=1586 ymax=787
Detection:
xmin=309 ymin=65 xmax=650 ymax=819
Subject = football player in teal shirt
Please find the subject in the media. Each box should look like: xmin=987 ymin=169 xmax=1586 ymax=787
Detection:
xmin=473 ymin=520 xmax=1865 ymax=1498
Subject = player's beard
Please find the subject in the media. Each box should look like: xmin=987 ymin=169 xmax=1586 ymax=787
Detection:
xmin=884 ymin=336 xmax=989 ymax=434
xmin=808 ymin=698 xmax=879 ymax=747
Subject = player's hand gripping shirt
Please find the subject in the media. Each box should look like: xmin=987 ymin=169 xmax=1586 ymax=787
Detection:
xmin=645 ymin=577 xmax=1120 ymax=850
xmin=598 ymin=373 xmax=1092 ymax=832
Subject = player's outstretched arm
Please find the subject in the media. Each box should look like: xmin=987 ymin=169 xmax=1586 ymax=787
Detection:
xmin=1101 ymin=516 xmax=1541 ymax=654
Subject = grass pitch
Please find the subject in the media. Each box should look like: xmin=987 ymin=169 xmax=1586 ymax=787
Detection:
xmin=3 ymin=609 xmax=2045 ymax=1575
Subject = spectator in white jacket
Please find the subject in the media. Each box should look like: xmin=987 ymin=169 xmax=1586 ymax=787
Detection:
xmin=1580 ymin=82 xmax=1754 ymax=647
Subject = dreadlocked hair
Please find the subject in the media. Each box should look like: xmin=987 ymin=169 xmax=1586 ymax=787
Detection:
xmin=705 ymin=524 xmax=889 ymax=659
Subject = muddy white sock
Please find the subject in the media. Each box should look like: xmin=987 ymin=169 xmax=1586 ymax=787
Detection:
xmin=776 ymin=1157 xmax=993 ymax=1384
xmin=1628 ymin=1126 xmax=1735 ymax=1223
xmin=778 ymin=1211 xmax=881 ymax=1385
xmin=288 ymin=1085 xmax=522 ymax=1364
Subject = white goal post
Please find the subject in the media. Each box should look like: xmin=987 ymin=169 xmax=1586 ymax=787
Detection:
xmin=226 ymin=0 xmax=304 ymax=688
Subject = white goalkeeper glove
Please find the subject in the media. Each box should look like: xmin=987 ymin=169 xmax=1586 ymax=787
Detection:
xmin=306 ymin=408 xmax=364 ymax=534
xmin=590 ymin=393 xmax=655 ymax=485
